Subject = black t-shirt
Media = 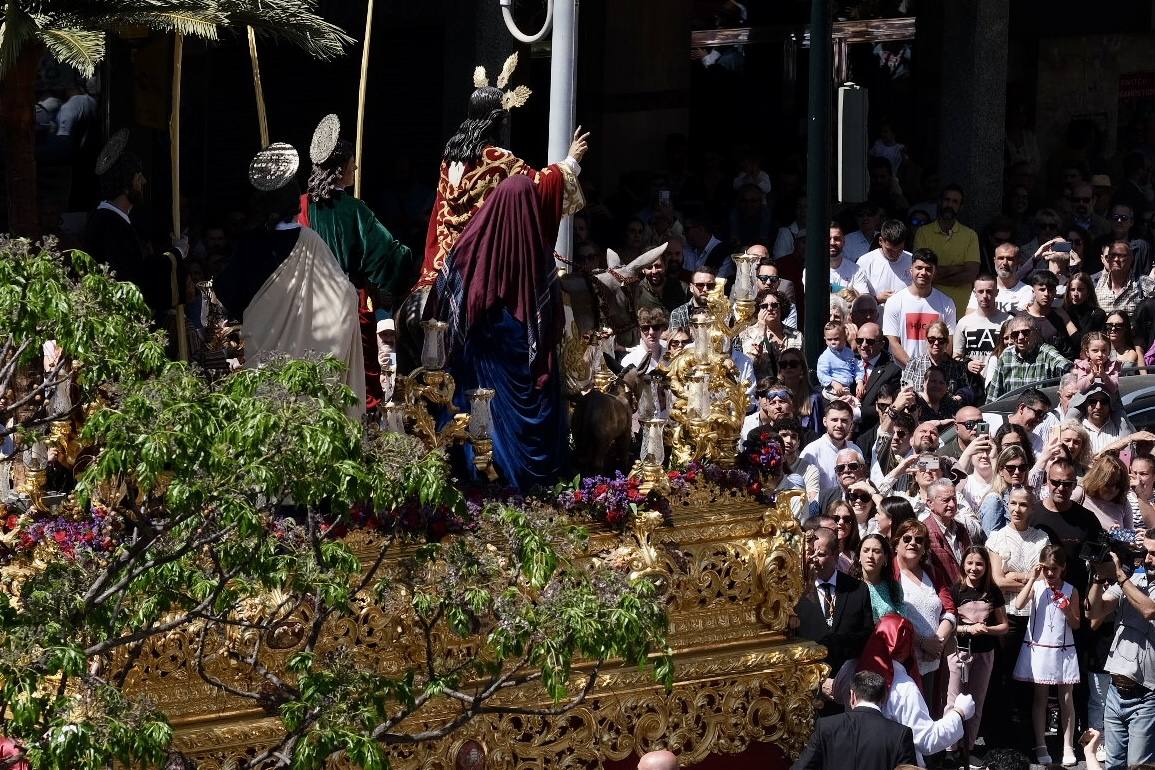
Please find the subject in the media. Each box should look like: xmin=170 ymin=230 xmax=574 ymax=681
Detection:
xmin=1031 ymin=500 xmax=1104 ymax=593
xmin=950 ymin=583 xmax=1006 ymax=654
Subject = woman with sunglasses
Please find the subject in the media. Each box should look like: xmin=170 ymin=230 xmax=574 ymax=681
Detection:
xmin=892 ymin=518 xmax=957 ymax=707
xmin=739 ymin=287 xmax=801 ymax=382
xmin=775 ymin=347 xmax=822 ymax=437
xmin=852 ymin=533 xmax=905 ymax=622
xmin=827 ymin=499 xmax=863 ymax=573
xmin=660 ymin=327 xmax=692 ymax=367
xmin=978 ymin=445 xmax=1030 ymax=533
xmin=1062 ymin=272 xmax=1105 ymax=353
xmin=846 ymin=480 xmax=880 ymax=538
xmin=1104 ymin=310 xmax=1144 ymax=370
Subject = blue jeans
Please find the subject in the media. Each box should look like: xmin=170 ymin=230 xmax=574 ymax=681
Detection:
xmin=1088 ymin=671 xmax=1111 ymax=731
xmin=1104 ymin=682 xmax=1155 ymax=769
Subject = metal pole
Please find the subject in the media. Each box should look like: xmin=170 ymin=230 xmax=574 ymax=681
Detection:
xmin=803 ymin=0 xmax=832 ymax=370
xmin=548 ymin=0 xmax=577 ymax=261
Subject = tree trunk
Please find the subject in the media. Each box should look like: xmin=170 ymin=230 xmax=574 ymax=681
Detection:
xmin=0 ymin=42 xmax=43 ymax=238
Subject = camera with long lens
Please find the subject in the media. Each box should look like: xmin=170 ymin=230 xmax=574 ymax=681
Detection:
xmin=1080 ymin=530 xmax=1141 ymax=578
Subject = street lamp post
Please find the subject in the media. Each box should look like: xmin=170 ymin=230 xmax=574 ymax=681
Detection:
xmin=804 ymin=0 xmax=832 ymax=370
xmin=499 ymin=0 xmax=579 ymax=261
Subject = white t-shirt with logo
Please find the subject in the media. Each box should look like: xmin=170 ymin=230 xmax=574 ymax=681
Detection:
xmin=855 ymin=247 xmax=913 ymax=299
xmin=953 ymin=310 xmax=1010 ymax=363
xmin=965 ymin=282 xmax=1032 ymax=315
xmin=882 ymin=286 xmax=958 ymax=360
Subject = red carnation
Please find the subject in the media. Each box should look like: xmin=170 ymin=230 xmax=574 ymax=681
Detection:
xmin=686 ymin=471 xmax=697 ymax=481
xmin=53 ymin=530 xmax=67 ymax=544
xmin=594 ymin=484 xmax=610 ymax=497
xmin=572 ymin=491 xmax=584 ymax=502
xmin=4 ymin=515 xmax=17 ymax=530
xmin=667 ymin=471 xmax=680 ymax=480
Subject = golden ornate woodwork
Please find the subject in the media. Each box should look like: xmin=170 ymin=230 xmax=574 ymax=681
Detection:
xmin=121 ymin=489 xmax=824 ymax=768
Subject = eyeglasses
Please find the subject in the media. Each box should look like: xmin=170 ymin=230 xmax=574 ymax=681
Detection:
xmin=763 ymin=390 xmax=791 ymax=401
xmin=1003 ymin=463 xmax=1026 ymax=473
xmin=757 ymin=274 xmax=780 ymax=283
xmin=1023 ymin=405 xmax=1047 ymax=419
xmin=691 ymin=281 xmax=713 ymax=290
xmin=833 ymin=514 xmax=855 ymax=523
xmin=1112 ymin=214 xmax=1132 ymax=222
xmin=668 ymin=338 xmax=689 ymax=348
xmin=892 ymin=429 xmax=909 ymax=439
xmin=927 ymin=336 xmax=947 ymax=345
xmin=1109 ymin=252 xmax=1130 ymax=260
xmin=1086 ymin=398 xmax=1110 ymax=408
xmin=956 ymin=418 xmax=984 ymax=430
xmin=835 ymin=462 xmax=861 ymax=473
xmin=857 ymin=337 xmax=879 ymax=345
xmin=899 ymin=534 xmax=924 ymax=547
xmin=1105 ymin=322 xmax=1126 ymax=330
xmin=780 ymin=360 xmax=802 ymax=370
xmin=760 ymin=302 xmax=780 ymax=310
xmin=849 ymin=493 xmax=872 ymax=503
xmin=1048 ymin=478 xmax=1076 ymax=489
xmin=1010 ymin=329 xmax=1032 ymax=339
xmin=640 ymin=324 xmax=668 ymax=332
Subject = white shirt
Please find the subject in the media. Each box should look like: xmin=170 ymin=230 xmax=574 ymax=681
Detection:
xmin=813 ymin=570 xmax=840 ymax=619
xmin=981 ymin=412 xmax=1045 ymax=455
xmin=56 ymin=93 xmax=97 ymax=137
xmin=804 ymin=256 xmax=861 ymax=295
xmin=798 ymin=434 xmax=863 ymax=491
xmin=986 ymin=525 xmax=1049 ymax=616
xmin=881 ymin=286 xmax=958 ymax=361
xmin=843 ymin=230 xmax=875 ymax=263
xmin=953 ymin=310 xmax=1009 ymax=362
xmin=772 ymin=222 xmax=802 ymax=259
xmin=621 ymin=342 xmax=662 ymax=373
xmin=856 ymin=247 xmax=913 ymax=300
xmin=966 ymin=281 xmax=1032 ymax=315
xmin=885 ymin=661 xmax=965 ymax=766
xmin=1083 ymin=416 xmax=1128 ymax=456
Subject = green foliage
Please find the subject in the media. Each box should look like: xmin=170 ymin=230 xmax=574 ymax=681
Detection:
xmin=0 ymin=0 xmax=353 ymax=81
xmin=0 ymin=240 xmax=671 ymax=770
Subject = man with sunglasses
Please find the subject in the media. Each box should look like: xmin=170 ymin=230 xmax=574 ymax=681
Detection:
xmin=668 ymin=265 xmax=717 ymax=330
xmin=751 ymin=249 xmax=798 ymax=327
xmin=817 ymin=448 xmax=870 ymax=514
xmin=1072 ymin=382 xmax=1136 ymax=456
xmin=622 ymin=307 xmax=668 ymax=373
xmin=1032 ymin=457 xmax=1103 ymax=596
xmin=982 ymin=386 xmax=1053 ymax=456
xmin=984 ymin=316 xmax=1071 ymax=402
xmin=941 ymin=405 xmax=984 ymax=460
xmin=1096 ymin=240 xmax=1155 ymax=317
xmin=1095 ymin=203 xmax=1152 ymax=280
xmin=854 ymin=322 xmax=903 ymax=445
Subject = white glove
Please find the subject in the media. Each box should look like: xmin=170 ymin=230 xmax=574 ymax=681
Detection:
xmin=953 ymin=693 xmax=975 ymax=720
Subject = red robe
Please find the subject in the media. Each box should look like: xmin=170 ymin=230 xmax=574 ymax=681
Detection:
xmin=417 ymin=146 xmax=583 ymax=289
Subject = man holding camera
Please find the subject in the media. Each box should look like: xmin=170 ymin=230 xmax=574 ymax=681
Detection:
xmin=1087 ymin=531 xmax=1155 ymax=769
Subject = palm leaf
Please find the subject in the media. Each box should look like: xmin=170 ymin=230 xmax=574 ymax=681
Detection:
xmin=0 ymin=4 xmax=39 ymax=81
xmin=75 ymin=11 xmax=225 ymax=39
xmin=37 ymin=27 xmax=104 ymax=77
xmin=216 ymin=0 xmax=353 ymax=61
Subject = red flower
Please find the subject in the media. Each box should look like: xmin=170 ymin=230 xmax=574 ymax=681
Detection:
xmin=594 ymin=483 xmax=610 ymax=497
xmin=686 ymin=471 xmax=697 ymax=482
xmin=748 ymin=482 xmax=762 ymax=495
xmin=606 ymin=509 xmax=625 ymax=526
xmin=53 ymin=530 xmax=67 ymax=544
xmin=5 ymin=515 xmax=18 ymax=530
xmin=667 ymin=471 xmax=680 ymax=480
xmin=572 ymin=491 xmax=584 ymax=502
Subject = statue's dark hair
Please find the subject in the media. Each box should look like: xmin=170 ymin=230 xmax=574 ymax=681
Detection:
xmin=255 ymin=178 xmax=303 ymax=228
xmin=443 ymin=87 xmax=508 ymax=165
xmin=99 ymin=152 xmax=143 ymax=200
xmin=307 ymin=139 xmax=354 ymax=204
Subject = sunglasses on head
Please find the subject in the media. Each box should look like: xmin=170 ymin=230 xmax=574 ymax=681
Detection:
xmin=762 ymin=389 xmax=791 ymax=401
xmin=835 ymin=462 xmax=861 ymax=473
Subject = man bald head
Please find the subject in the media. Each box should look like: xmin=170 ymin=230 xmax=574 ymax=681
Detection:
xmin=638 ymin=750 xmax=678 ymax=770
xmin=746 ymin=244 xmax=770 ymax=259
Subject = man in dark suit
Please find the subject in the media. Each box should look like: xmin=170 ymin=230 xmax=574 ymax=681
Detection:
xmin=794 ymin=528 xmax=875 ymax=682
xmin=854 ymin=322 xmax=903 ymax=450
xmin=791 ymin=670 xmax=917 ymax=770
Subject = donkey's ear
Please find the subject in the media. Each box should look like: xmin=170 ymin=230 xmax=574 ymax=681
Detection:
xmin=603 ymin=352 xmax=624 ymax=376
xmin=619 ymin=242 xmax=667 ymax=280
xmin=605 ymin=248 xmax=622 ymax=270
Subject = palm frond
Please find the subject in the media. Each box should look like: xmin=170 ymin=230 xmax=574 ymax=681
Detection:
xmin=216 ymin=0 xmax=353 ymax=61
xmin=78 ymin=11 xmax=225 ymax=39
xmin=0 ymin=4 xmax=40 ymax=81
xmin=37 ymin=27 xmax=104 ymax=77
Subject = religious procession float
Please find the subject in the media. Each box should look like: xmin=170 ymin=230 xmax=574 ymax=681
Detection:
xmin=0 ymin=233 xmax=823 ymax=770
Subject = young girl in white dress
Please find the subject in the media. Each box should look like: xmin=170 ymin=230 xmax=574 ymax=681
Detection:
xmin=1012 ymin=544 xmax=1082 ymax=767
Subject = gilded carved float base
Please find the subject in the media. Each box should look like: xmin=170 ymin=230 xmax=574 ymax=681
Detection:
xmin=138 ymin=490 xmax=822 ymax=768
